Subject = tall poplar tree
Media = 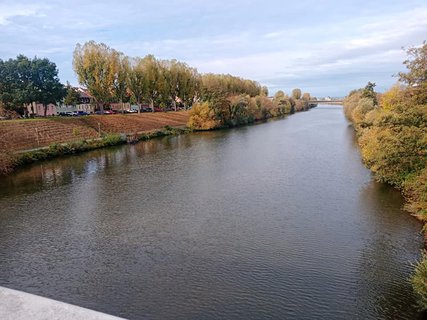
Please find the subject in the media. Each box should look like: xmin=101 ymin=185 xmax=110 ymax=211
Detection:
xmin=127 ymin=57 xmax=146 ymax=113
xmin=73 ymin=41 xmax=116 ymax=113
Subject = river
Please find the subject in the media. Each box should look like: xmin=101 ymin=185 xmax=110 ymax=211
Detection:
xmin=0 ymin=105 xmax=424 ymax=319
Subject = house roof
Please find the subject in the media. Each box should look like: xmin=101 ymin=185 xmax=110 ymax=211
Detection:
xmin=75 ymin=87 xmax=94 ymax=99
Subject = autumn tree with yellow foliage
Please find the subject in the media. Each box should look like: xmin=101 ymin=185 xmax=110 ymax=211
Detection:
xmin=343 ymin=41 xmax=427 ymax=309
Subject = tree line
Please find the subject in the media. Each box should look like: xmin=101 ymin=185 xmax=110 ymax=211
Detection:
xmin=342 ymin=41 xmax=427 ymax=309
xmin=73 ymin=41 xmax=313 ymax=116
xmin=73 ymin=41 xmax=201 ymax=113
xmin=0 ymin=40 xmax=313 ymax=118
xmin=188 ymin=86 xmax=314 ymax=130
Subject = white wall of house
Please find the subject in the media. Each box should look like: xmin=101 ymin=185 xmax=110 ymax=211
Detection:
xmin=27 ymin=103 xmax=57 ymax=116
xmin=57 ymin=105 xmax=77 ymax=113
xmin=57 ymin=104 xmax=95 ymax=113
xmin=77 ymin=104 xmax=95 ymax=113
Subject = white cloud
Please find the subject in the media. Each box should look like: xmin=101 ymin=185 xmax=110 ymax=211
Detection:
xmin=0 ymin=3 xmax=45 ymax=25
xmin=0 ymin=0 xmax=426 ymax=96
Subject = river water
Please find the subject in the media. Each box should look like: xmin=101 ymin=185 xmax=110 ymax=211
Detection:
xmin=0 ymin=105 xmax=424 ymax=319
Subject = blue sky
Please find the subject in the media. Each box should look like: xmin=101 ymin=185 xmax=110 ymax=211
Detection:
xmin=1 ymin=0 xmax=426 ymax=97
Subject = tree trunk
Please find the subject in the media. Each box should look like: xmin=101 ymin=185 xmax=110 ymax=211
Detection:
xmin=172 ymin=99 xmax=177 ymax=112
xmin=43 ymin=104 xmax=47 ymax=117
xmin=150 ymin=100 xmax=154 ymax=112
xmin=137 ymin=100 xmax=141 ymax=114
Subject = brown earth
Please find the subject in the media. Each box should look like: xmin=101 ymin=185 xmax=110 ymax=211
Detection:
xmin=0 ymin=112 xmax=189 ymax=152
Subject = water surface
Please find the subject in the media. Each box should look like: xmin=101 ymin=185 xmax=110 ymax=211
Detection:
xmin=0 ymin=105 xmax=424 ymax=319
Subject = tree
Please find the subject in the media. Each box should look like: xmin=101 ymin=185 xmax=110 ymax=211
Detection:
xmin=273 ymin=90 xmax=292 ymax=114
xmin=399 ymin=41 xmax=427 ymax=103
xmin=302 ymin=92 xmax=311 ymax=101
xmin=273 ymin=90 xmax=287 ymax=105
xmin=399 ymin=41 xmax=427 ymax=86
xmin=362 ymin=81 xmax=377 ymax=105
xmin=200 ymin=73 xmax=262 ymax=102
xmin=111 ymin=51 xmax=130 ymax=112
xmin=188 ymin=102 xmax=220 ymax=130
xmin=292 ymin=88 xmax=302 ymax=100
xmin=73 ymin=41 xmax=117 ymax=113
xmin=180 ymin=67 xmax=200 ymax=110
xmin=0 ymin=55 xmax=64 ymax=116
xmin=260 ymin=86 xmax=269 ymax=97
xmin=159 ymin=59 xmax=177 ymax=110
xmin=63 ymin=82 xmax=80 ymax=106
xmin=161 ymin=59 xmax=200 ymax=111
xmin=127 ymin=57 xmax=146 ymax=113
xmin=30 ymin=57 xmax=65 ymax=116
xmin=141 ymin=54 xmax=163 ymax=111
xmin=379 ymin=84 xmax=406 ymax=111
xmin=0 ymin=55 xmax=33 ymax=114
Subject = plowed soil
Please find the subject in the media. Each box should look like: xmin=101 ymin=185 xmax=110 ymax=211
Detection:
xmin=0 ymin=112 xmax=189 ymax=152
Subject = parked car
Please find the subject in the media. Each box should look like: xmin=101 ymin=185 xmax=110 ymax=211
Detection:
xmin=115 ymin=109 xmax=136 ymax=114
xmin=140 ymin=107 xmax=152 ymax=112
xmin=76 ymin=111 xmax=90 ymax=116
xmin=58 ymin=111 xmax=74 ymax=116
xmin=95 ymin=110 xmax=114 ymax=115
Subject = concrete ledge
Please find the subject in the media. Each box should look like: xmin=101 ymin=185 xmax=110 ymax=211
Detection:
xmin=0 ymin=287 xmax=125 ymax=320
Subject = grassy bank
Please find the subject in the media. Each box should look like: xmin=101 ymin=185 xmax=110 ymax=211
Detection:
xmin=16 ymin=133 xmax=127 ymax=166
xmin=0 ymin=125 xmax=192 ymax=176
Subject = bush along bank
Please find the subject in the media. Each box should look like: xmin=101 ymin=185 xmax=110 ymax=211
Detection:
xmin=187 ymin=93 xmax=315 ymax=130
xmin=345 ymin=85 xmax=427 ymax=309
xmin=342 ymin=41 xmax=427 ymax=310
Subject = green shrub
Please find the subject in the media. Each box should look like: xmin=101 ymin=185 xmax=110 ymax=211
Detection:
xmin=102 ymin=134 xmax=126 ymax=146
xmin=412 ymin=252 xmax=427 ymax=309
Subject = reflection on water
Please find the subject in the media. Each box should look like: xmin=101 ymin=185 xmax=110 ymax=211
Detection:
xmin=0 ymin=105 xmax=424 ymax=319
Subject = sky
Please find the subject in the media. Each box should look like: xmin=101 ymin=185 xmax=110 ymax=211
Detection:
xmin=0 ymin=0 xmax=426 ymax=97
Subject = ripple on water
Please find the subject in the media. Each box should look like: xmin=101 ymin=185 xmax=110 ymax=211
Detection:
xmin=0 ymin=106 xmax=424 ymax=319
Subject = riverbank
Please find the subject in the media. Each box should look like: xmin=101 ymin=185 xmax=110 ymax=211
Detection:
xmin=0 ymin=112 xmax=190 ymax=175
xmin=14 ymin=126 xmax=191 ymax=169
xmin=342 ymin=84 xmax=427 ymax=309
xmin=0 ymin=104 xmax=317 ymax=175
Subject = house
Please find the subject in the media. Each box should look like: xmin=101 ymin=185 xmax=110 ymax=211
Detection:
xmin=75 ymin=88 xmax=95 ymax=113
xmin=57 ymin=87 xmax=96 ymax=114
xmin=26 ymin=87 xmax=96 ymax=117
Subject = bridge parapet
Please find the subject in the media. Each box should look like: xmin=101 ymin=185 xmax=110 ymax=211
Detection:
xmin=0 ymin=287 xmax=124 ymax=320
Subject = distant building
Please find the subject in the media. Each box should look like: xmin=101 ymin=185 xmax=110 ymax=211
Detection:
xmin=26 ymin=102 xmax=57 ymax=117
xmin=75 ymin=88 xmax=95 ymax=113
xmin=57 ymin=87 xmax=96 ymax=114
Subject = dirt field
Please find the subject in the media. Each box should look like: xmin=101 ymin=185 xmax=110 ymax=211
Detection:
xmin=0 ymin=112 xmax=189 ymax=152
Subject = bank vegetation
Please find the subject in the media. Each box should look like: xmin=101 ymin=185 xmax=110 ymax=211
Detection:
xmin=343 ymin=41 xmax=427 ymax=309
xmin=0 ymin=40 xmax=316 ymax=174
